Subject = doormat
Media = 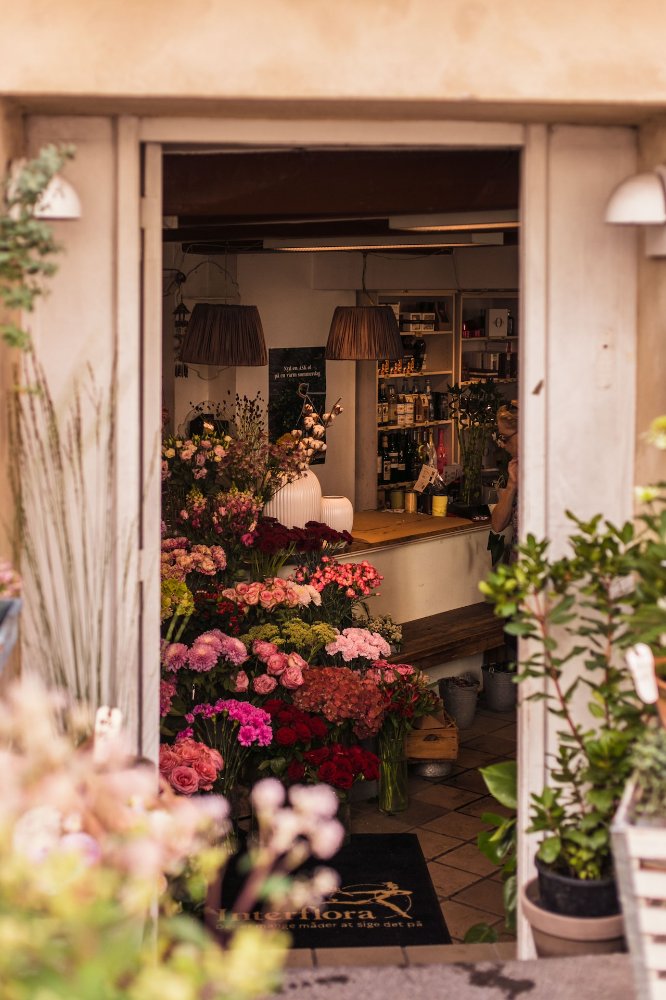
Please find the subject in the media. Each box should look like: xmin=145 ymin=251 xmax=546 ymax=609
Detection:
xmin=207 ymin=832 xmax=451 ymax=948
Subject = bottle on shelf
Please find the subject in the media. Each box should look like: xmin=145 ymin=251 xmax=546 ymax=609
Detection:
xmin=413 ymin=382 xmax=423 ymax=424
xmin=425 ymin=379 xmax=435 ymax=422
xmin=404 ymin=429 xmax=415 ymax=482
xmin=436 ymin=428 xmax=448 ymax=475
xmin=388 ymin=435 xmax=399 ymax=483
xmin=405 ymin=380 xmax=415 ymax=427
xmin=397 ymin=380 xmax=407 ymax=428
xmin=396 ymin=433 xmax=406 ymax=480
xmin=419 ymin=385 xmax=430 ymax=427
xmin=381 ymin=434 xmax=392 ymax=486
xmin=387 ymin=384 xmax=397 ymax=425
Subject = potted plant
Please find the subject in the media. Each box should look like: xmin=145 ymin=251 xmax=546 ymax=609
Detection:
xmin=438 ymin=671 xmax=480 ymax=730
xmin=481 ymin=514 xmax=649 ymax=956
xmin=446 ymin=380 xmax=503 ymax=514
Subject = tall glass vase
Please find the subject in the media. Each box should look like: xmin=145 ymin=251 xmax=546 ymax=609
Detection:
xmin=377 ymin=728 xmax=409 ymax=815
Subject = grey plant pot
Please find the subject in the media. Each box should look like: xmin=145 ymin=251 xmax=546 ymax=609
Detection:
xmin=482 ymin=667 xmax=518 ymax=713
xmin=438 ymin=677 xmax=479 ymax=730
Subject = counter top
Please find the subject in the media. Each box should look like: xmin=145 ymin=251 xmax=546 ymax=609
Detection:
xmin=349 ymin=509 xmax=490 ymax=551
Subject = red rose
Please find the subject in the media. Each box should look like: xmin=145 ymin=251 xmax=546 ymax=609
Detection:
xmin=287 ymin=760 xmax=306 ymax=782
xmin=308 ymin=717 xmax=328 ymax=739
xmin=334 ymin=767 xmax=354 ymax=790
xmin=304 ymin=747 xmax=329 ymax=766
xmin=317 ymin=761 xmax=339 ymax=785
xmin=294 ymin=722 xmax=312 ymax=742
xmin=276 ymin=726 xmax=298 ymax=746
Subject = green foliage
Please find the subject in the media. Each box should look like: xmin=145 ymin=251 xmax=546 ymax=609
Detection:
xmin=475 ymin=761 xmax=517 ymax=933
xmin=463 ymin=922 xmax=499 ymax=943
xmin=480 ymin=514 xmax=649 ymax=881
xmin=630 ymin=725 xmax=666 ymax=820
xmin=447 ymin=380 xmax=504 ymax=505
xmin=0 ymin=144 xmax=74 ymax=349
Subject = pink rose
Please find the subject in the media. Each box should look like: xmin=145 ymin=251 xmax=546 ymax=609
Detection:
xmin=266 ymin=652 xmax=288 ymax=676
xmin=193 ymin=756 xmax=219 ymax=789
xmin=253 ymin=674 xmax=278 ymax=695
xmin=206 ymin=747 xmax=224 ymax=771
xmin=169 ymin=765 xmax=200 ymax=796
xmin=287 ymin=652 xmax=308 ymax=671
xmin=281 ymin=664 xmax=304 ymax=690
xmin=234 ymin=670 xmax=249 ymax=692
xmin=158 ymin=746 xmax=180 ymax=776
xmin=235 ymin=583 xmax=250 ymax=596
xmin=259 ymin=590 xmax=277 ymax=609
xmin=175 ymin=738 xmax=205 ymax=764
xmin=244 ymin=588 xmax=260 ymax=606
xmin=253 ymin=640 xmax=279 ymax=663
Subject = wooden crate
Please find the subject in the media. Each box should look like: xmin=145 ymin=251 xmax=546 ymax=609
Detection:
xmin=404 ymin=708 xmax=458 ymax=761
xmin=611 ymin=780 xmax=666 ymax=1000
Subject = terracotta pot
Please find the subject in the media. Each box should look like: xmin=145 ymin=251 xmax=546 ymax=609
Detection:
xmin=521 ymin=878 xmax=625 ymax=958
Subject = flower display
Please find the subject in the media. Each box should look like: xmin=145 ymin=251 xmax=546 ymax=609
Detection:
xmin=290 ymin=397 xmax=344 ymax=471
xmin=159 ymin=736 xmax=224 ymax=794
xmin=220 ymin=576 xmax=322 ymax=614
xmin=162 ymin=431 xmax=231 ymax=495
xmin=301 ymin=743 xmax=379 ymax=790
xmin=161 ymin=536 xmax=227 ymax=586
xmin=325 ymin=626 xmax=391 ymax=664
xmin=247 ymin=517 xmax=353 ymax=578
xmin=184 ymin=698 xmax=273 ymax=795
xmin=178 ymin=486 xmax=264 ymax=550
xmin=361 ymin=614 xmax=403 ymax=649
xmin=293 ymin=665 xmax=385 ymax=739
xmin=293 ymin=557 xmax=382 ymax=626
xmin=365 ymin=659 xmax=440 ymax=740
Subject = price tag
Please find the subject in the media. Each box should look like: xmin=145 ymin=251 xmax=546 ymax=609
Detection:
xmin=413 ymin=464 xmax=438 ymax=493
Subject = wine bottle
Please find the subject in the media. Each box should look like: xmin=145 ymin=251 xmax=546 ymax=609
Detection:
xmin=436 ymin=428 xmax=448 ymax=475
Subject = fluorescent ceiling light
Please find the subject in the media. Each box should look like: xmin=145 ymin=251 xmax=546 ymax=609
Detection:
xmin=263 ymin=233 xmax=504 ymax=252
xmin=388 ymin=210 xmax=519 ymax=232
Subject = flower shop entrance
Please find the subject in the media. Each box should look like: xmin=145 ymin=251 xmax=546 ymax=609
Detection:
xmin=23 ymin=111 xmax=639 ymax=961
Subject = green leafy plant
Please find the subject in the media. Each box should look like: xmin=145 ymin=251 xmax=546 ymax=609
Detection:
xmin=1 ymin=144 xmax=74 ymax=349
xmin=480 ymin=515 xmax=648 ymax=882
xmin=629 ymin=725 xmax=666 ymax=821
xmin=447 ymin=380 xmax=503 ymax=505
xmin=465 ymin=760 xmax=517 ymax=943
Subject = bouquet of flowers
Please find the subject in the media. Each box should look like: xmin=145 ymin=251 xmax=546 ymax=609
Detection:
xmin=231 ymin=640 xmax=308 ymax=699
xmin=220 ymin=577 xmax=322 ymax=618
xmin=260 ymin=697 xmax=330 ymax=782
xmin=292 ymin=557 xmax=383 ymax=627
xmin=161 ymin=536 xmax=227 ymax=593
xmin=180 ymin=698 xmax=273 ymax=796
xmin=293 ymin=665 xmax=385 ymax=740
xmin=245 ymin=517 xmax=354 ymax=580
xmin=160 ymin=629 xmax=250 ymax=724
xmin=241 ymin=619 xmax=338 ymax=663
xmin=177 ymin=486 xmax=263 ymax=552
xmin=159 ymin=736 xmax=224 ymax=795
xmin=366 ymin=659 xmax=440 ymax=744
xmin=300 ymin=743 xmax=379 ymax=791
xmin=324 ymin=626 xmax=391 ymax=666
xmin=360 ymin=614 xmax=403 ymax=651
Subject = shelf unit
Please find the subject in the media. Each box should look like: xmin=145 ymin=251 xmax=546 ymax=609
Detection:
xmin=354 ymin=288 xmax=519 ymax=512
xmin=458 ymin=291 xmax=519 ymax=396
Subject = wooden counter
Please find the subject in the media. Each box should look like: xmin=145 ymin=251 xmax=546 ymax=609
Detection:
xmin=349 ymin=509 xmax=490 ymax=551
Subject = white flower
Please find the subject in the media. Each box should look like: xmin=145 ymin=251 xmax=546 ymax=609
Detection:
xmin=312 ymin=424 xmax=325 ymax=438
xmin=625 ymin=644 xmax=658 ymax=704
xmin=309 ymin=865 xmax=340 ymax=896
xmin=251 ymin=778 xmax=285 ymax=814
xmin=289 ymin=783 xmax=338 ymax=820
xmin=309 ymin=820 xmax=345 ymax=859
xmin=635 ymin=485 xmax=659 ymax=503
xmin=303 ymin=416 xmax=315 ymax=430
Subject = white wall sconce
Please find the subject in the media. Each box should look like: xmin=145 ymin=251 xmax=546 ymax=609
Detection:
xmin=8 ymin=159 xmax=82 ymax=220
xmin=605 ymin=166 xmax=666 ymax=256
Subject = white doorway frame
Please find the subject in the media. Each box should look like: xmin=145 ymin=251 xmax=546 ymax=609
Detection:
xmin=137 ymin=114 xmax=547 ymax=958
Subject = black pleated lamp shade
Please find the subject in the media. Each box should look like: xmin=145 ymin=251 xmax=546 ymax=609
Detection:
xmin=325 ymin=306 xmax=403 ymax=360
xmin=179 ymin=303 xmax=268 ymax=366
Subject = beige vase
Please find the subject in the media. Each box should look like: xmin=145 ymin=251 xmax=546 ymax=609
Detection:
xmin=320 ymin=495 xmax=354 ymax=534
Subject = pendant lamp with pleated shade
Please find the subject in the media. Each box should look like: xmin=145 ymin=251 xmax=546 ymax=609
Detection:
xmin=325 ymin=305 xmax=403 ymax=361
xmin=179 ymin=303 xmax=268 ymax=367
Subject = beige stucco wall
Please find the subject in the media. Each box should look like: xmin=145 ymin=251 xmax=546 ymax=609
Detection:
xmin=0 ymin=1 xmax=666 ymax=120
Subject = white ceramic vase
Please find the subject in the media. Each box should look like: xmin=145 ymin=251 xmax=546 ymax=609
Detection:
xmin=263 ymin=467 xmax=322 ymax=528
xmin=321 ymin=495 xmax=354 ymax=534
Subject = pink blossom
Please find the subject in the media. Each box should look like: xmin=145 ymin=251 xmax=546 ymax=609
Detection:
xmin=253 ymin=674 xmax=278 ymax=695
xmin=159 ymin=745 xmax=180 ymax=776
xmin=241 ymin=533 xmax=255 ymax=547
xmin=169 ymin=765 xmax=200 ymax=795
xmin=234 ymin=670 xmax=249 ymax=692
xmin=160 ymin=679 xmax=177 ymax=716
xmin=266 ymin=652 xmax=289 ymax=676
xmin=253 ymin=640 xmax=279 ymax=662
xmin=187 ymin=643 xmax=219 ymax=673
xmin=161 ymin=642 xmax=189 ymax=672
xmin=281 ymin=664 xmax=304 ymax=689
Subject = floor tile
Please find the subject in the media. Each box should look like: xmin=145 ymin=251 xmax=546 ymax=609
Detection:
xmin=458 ymin=794 xmax=514 ymax=818
xmin=398 ymin=797 xmax=449 ymax=827
xmin=453 ymin=877 xmax=507 ymax=917
xmin=413 ymin=827 xmax=464 ymax=860
xmin=413 ymin=783 xmax=482 ymax=810
xmin=457 ymin=715 xmax=512 ymax=738
xmin=439 ymin=899 xmax=502 ymax=941
xmin=463 ymin=735 xmax=518 ymax=756
xmin=405 ymin=942 xmax=499 ymax=965
xmin=443 ymin=769 xmax=489 ymax=794
xmin=285 ymin=949 xmax=315 ymax=968
xmin=314 ymin=945 xmax=406 ymax=967
xmin=427 ymin=861 xmax=483 ymax=897
xmin=422 ymin=811 xmax=490 ymax=841
xmin=492 ymin=722 xmax=517 ymax=740
xmin=454 ymin=748 xmax=497 ymax=769
xmin=437 ymin=841 xmax=498 ymax=876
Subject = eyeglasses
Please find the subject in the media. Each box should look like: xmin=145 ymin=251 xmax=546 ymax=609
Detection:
xmin=495 ymin=431 xmax=517 ymax=445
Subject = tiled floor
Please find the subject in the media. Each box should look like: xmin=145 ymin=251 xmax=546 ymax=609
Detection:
xmin=290 ymin=699 xmax=517 ymax=968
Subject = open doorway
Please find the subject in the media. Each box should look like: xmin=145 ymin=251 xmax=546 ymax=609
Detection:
xmin=157 ymin=143 xmax=521 ymax=952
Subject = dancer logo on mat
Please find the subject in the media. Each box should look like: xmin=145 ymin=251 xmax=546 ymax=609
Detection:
xmin=220 ymin=881 xmax=423 ymax=929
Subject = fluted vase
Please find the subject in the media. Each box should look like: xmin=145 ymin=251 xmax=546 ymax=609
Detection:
xmin=263 ymin=467 xmax=322 ymax=528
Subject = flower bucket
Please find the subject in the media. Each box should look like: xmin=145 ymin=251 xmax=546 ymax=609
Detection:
xmin=481 ymin=667 xmax=517 ymax=713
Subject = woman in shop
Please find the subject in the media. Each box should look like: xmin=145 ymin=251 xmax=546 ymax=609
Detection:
xmin=490 ymin=403 xmax=519 ymax=559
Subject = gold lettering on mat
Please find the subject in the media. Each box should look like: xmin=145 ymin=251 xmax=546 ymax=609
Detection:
xmin=217 ymin=881 xmax=419 ymax=929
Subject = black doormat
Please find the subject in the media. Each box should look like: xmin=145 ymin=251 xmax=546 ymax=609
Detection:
xmin=207 ymin=832 xmax=451 ymax=948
